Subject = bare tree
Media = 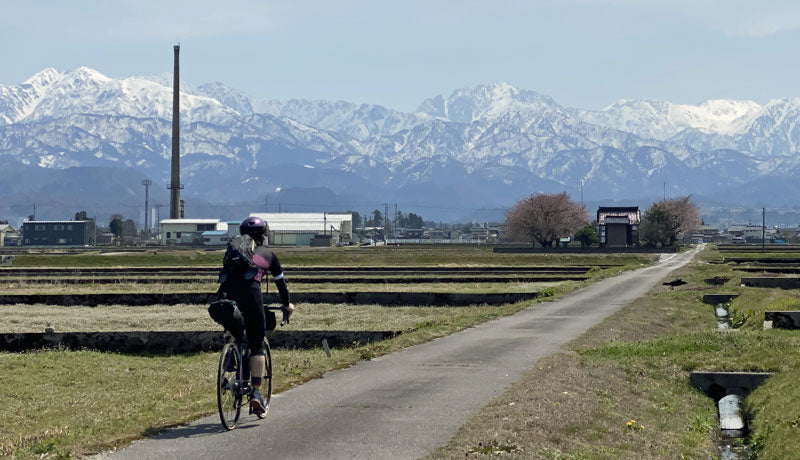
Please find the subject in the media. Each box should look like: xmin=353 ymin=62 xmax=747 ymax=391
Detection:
xmin=504 ymin=192 xmax=589 ymax=247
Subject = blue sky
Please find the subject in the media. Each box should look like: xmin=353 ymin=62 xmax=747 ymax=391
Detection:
xmin=2 ymin=0 xmax=800 ymax=111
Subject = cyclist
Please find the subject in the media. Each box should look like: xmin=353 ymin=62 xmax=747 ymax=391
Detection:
xmin=222 ymin=216 xmax=294 ymax=417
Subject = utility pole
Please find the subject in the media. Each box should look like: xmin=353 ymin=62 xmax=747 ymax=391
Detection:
xmin=394 ymin=203 xmax=398 ymax=238
xmin=264 ymin=195 xmax=268 ymax=213
xmin=384 ymin=203 xmax=389 ymax=239
xmin=579 ymin=181 xmax=584 ymax=206
xmin=141 ymin=179 xmax=152 ymax=233
xmin=762 ymin=207 xmax=766 ymax=252
xmin=154 ymin=204 xmax=165 ymax=236
xmin=663 ymin=181 xmax=667 ymax=200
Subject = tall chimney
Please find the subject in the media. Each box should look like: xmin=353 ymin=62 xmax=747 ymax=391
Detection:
xmin=169 ymin=45 xmax=182 ymax=219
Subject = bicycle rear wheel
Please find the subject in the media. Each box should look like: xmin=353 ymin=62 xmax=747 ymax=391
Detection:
xmin=217 ymin=341 xmax=243 ymax=430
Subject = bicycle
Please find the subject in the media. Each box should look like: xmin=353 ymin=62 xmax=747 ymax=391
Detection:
xmin=216 ymin=305 xmax=290 ymax=430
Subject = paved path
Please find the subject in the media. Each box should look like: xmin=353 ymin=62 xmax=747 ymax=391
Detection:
xmin=98 ymin=248 xmax=699 ymax=460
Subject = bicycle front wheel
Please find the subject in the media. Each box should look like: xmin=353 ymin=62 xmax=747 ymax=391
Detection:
xmin=258 ymin=339 xmax=273 ymax=415
xmin=217 ymin=341 xmax=242 ymax=430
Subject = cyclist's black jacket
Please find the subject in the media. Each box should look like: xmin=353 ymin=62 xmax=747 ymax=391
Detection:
xmin=221 ymin=246 xmax=289 ymax=356
xmin=251 ymin=246 xmax=290 ymax=306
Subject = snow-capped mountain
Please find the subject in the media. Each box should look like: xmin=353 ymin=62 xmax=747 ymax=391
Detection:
xmin=1 ymin=67 xmax=238 ymax=125
xmin=577 ymin=99 xmax=762 ymax=141
xmin=417 ymin=82 xmax=566 ymax=123
xmin=2 ymin=67 xmax=800 ymax=224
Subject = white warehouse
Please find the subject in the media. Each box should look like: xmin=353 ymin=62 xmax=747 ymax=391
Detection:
xmin=249 ymin=212 xmax=353 ymax=246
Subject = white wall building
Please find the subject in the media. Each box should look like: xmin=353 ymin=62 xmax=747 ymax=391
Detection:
xmin=249 ymin=212 xmax=353 ymax=246
xmin=159 ymin=219 xmax=228 ymax=246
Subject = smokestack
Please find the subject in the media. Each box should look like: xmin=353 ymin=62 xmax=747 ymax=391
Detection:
xmin=169 ymin=45 xmax=182 ymax=219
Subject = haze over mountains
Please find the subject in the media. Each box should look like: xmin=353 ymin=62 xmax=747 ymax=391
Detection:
xmin=2 ymin=67 xmax=800 ymax=224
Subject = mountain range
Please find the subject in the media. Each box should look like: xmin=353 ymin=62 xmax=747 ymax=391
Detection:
xmin=2 ymin=67 xmax=800 ymax=225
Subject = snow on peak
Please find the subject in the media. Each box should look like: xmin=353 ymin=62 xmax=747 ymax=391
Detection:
xmin=72 ymin=66 xmax=112 ymax=82
xmin=22 ymin=67 xmax=65 ymax=88
xmin=668 ymin=99 xmax=761 ymax=135
xmin=418 ymin=81 xmax=561 ymax=123
xmin=0 ymin=66 xmax=239 ymax=125
xmin=583 ymin=98 xmax=762 ymax=139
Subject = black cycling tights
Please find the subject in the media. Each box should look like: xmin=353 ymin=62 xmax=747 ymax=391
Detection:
xmin=230 ymin=280 xmax=267 ymax=356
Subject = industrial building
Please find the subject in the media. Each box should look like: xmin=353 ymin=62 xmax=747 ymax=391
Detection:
xmin=249 ymin=213 xmax=354 ymax=246
xmin=160 ymin=213 xmax=354 ymax=247
xmin=21 ymin=220 xmax=96 ymax=246
xmin=597 ymin=207 xmax=640 ymax=247
xmin=159 ymin=219 xmax=228 ymax=245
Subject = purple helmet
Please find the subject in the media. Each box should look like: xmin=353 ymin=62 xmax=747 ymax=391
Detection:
xmin=239 ymin=216 xmax=268 ymax=241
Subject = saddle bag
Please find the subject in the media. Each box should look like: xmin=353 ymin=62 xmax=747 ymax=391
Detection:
xmin=208 ymin=298 xmax=245 ymax=340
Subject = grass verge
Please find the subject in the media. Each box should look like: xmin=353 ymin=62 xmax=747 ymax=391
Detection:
xmin=425 ymin=246 xmax=800 ymax=459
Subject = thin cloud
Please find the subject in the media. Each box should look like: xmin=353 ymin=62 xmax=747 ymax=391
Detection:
xmin=556 ymin=0 xmax=800 ymax=37
xmin=736 ymin=8 xmax=800 ymax=37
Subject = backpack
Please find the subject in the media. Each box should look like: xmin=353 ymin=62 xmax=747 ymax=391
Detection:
xmin=218 ymin=234 xmax=259 ymax=285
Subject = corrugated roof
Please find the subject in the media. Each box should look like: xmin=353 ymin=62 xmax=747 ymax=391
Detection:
xmin=159 ymin=219 xmax=220 ymax=224
xmin=22 ymin=220 xmax=93 ymax=224
xmin=249 ymin=213 xmax=351 ymax=232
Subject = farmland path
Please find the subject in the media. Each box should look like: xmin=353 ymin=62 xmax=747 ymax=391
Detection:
xmin=97 ymin=247 xmax=700 ymax=460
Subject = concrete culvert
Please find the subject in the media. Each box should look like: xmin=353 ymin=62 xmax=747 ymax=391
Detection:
xmin=690 ymin=372 xmax=773 ymax=460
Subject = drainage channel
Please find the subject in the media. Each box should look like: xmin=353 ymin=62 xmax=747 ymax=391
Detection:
xmin=702 ymin=294 xmax=739 ymax=331
xmin=698 ymin=294 xmax=771 ymax=458
xmin=690 ymin=372 xmax=772 ymax=460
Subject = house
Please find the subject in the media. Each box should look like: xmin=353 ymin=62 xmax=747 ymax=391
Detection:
xmin=159 ymin=219 xmax=228 ymax=246
xmin=597 ymin=207 xmax=640 ymax=247
xmin=0 ymin=224 xmax=20 ymax=247
xmin=21 ymin=220 xmax=96 ymax=246
xmin=686 ymin=224 xmax=721 ymax=244
xmin=776 ymin=227 xmax=800 ymax=242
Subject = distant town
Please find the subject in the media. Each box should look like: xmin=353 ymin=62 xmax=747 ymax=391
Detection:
xmin=2 ymin=204 xmax=797 ymax=250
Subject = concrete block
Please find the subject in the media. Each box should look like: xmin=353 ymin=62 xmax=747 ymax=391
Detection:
xmin=704 ymin=277 xmax=730 ymax=285
xmin=764 ymin=311 xmax=800 ymax=330
xmin=702 ymin=294 xmax=739 ymax=305
xmin=740 ymin=277 xmax=800 ymax=289
xmin=690 ymin=371 xmax=772 ymax=397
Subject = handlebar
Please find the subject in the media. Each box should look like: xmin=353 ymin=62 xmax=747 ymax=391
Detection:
xmin=267 ymin=306 xmax=291 ymax=326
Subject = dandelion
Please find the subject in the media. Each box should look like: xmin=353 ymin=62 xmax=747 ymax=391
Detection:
xmin=626 ymin=419 xmax=644 ymax=431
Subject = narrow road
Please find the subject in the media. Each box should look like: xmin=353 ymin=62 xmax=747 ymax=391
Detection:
xmin=99 ymin=248 xmax=699 ymax=460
